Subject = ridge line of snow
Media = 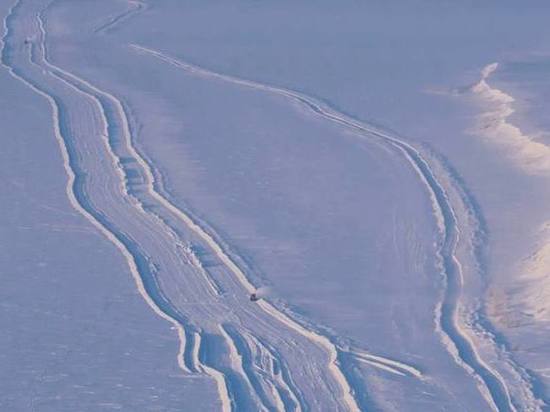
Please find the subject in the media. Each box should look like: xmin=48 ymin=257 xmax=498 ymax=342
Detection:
xmin=33 ymin=4 xmax=362 ymax=410
xmin=471 ymin=62 xmax=550 ymax=175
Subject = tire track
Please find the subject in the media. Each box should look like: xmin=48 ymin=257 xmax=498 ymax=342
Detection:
xmin=2 ymin=1 xmax=366 ymax=410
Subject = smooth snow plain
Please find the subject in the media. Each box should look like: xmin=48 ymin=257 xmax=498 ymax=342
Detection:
xmin=2 ymin=0 xmax=550 ymax=411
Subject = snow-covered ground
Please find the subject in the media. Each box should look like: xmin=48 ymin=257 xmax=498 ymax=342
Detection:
xmin=2 ymin=0 xmax=550 ymax=411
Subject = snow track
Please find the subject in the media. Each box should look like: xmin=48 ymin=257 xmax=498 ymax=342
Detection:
xmin=1 ymin=1 xmax=368 ymax=410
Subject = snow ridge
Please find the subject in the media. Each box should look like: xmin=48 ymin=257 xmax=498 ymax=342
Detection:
xmin=1 ymin=0 xmax=197 ymax=389
xmin=2 ymin=1 xmax=372 ymax=410
xmin=39 ymin=14 xmax=360 ymax=412
xmin=472 ymin=62 xmax=550 ymax=175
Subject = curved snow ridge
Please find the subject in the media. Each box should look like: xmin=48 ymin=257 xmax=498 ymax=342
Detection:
xmin=1 ymin=0 xmax=199 ymax=383
xmin=44 ymin=53 xmax=360 ymax=411
xmin=129 ymin=44 xmax=525 ymax=411
xmin=4 ymin=3 xmax=238 ymax=409
xmin=36 ymin=6 xmax=224 ymax=317
xmin=38 ymin=8 xmax=232 ymax=306
xmin=471 ymin=62 xmax=550 ymax=175
xmin=30 ymin=4 xmax=364 ymax=410
xmin=30 ymin=42 xmax=239 ymax=412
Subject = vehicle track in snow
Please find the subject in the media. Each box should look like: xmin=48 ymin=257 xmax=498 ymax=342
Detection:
xmin=1 ymin=1 xmax=373 ymax=411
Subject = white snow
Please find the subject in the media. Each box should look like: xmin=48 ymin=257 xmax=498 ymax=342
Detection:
xmin=3 ymin=0 xmax=550 ymax=411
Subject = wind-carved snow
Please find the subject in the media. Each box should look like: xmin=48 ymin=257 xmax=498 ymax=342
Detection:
xmin=471 ymin=63 xmax=550 ymax=175
xmin=460 ymin=62 xmax=550 ymax=411
xmin=471 ymin=64 xmax=550 ymax=325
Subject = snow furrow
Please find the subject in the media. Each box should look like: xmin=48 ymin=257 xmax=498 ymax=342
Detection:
xmin=34 ymin=5 xmax=362 ymax=411
xmin=3 ymin=3 xmax=236 ymax=408
xmin=36 ymin=11 xmax=226 ymax=304
xmin=2 ymin=1 xmax=368 ymax=410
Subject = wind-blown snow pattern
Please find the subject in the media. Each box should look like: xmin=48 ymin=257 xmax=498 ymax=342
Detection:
xmin=471 ymin=63 xmax=550 ymax=175
xmin=2 ymin=0 xmax=549 ymax=411
xmin=470 ymin=63 xmax=550 ymax=327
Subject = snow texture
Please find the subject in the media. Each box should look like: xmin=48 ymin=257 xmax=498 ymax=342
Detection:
xmin=2 ymin=0 xmax=550 ymax=411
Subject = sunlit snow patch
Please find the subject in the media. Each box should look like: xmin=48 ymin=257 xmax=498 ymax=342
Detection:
xmin=470 ymin=62 xmax=550 ymax=175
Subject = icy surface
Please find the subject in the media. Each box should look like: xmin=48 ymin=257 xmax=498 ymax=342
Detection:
xmin=2 ymin=0 xmax=550 ymax=411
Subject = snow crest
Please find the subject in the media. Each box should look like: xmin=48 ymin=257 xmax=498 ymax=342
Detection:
xmin=471 ymin=62 xmax=550 ymax=175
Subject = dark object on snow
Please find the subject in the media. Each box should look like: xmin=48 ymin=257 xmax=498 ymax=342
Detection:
xmin=250 ymin=293 xmax=259 ymax=302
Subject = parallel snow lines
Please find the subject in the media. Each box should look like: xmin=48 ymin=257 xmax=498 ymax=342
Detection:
xmin=3 ymin=3 xmax=230 ymax=410
xmin=93 ymin=0 xmax=146 ymax=34
xmin=1 ymin=0 xmax=202 ymax=384
xmin=39 ymin=14 xmax=360 ymax=412
xmin=2 ymin=3 xmax=218 ymax=398
xmin=130 ymin=44 xmax=520 ymax=412
xmin=3 ymin=1 xmax=364 ymax=410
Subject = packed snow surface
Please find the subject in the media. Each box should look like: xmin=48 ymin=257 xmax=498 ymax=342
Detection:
xmin=2 ymin=0 xmax=550 ymax=411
